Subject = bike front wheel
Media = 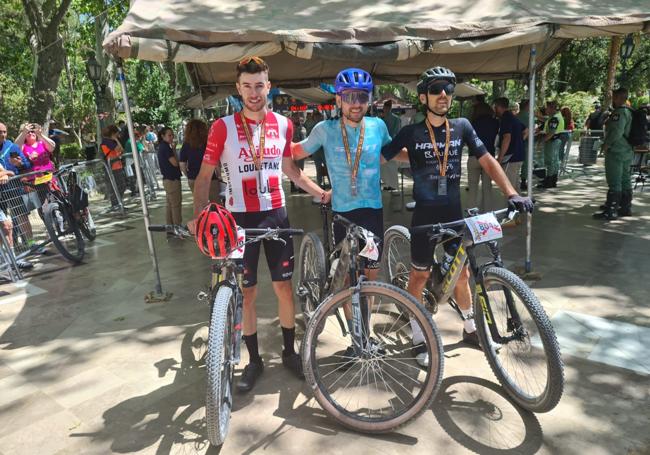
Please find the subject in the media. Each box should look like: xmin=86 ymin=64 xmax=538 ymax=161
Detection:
xmin=206 ymin=286 xmax=236 ymax=447
xmin=296 ymin=232 xmax=327 ymax=324
xmin=474 ymin=266 xmax=564 ymax=413
xmin=302 ymin=281 xmax=443 ymax=433
xmin=43 ymin=201 xmax=85 ymax=263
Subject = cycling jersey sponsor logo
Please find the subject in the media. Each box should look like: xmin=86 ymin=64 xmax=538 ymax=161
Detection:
xmin=235 ymin=117 xmax=280 ymax=141
xmin=237 ymin=145 xmax=283 ymax=161
xmin=415 ymin=138 xmax=462 ymax=151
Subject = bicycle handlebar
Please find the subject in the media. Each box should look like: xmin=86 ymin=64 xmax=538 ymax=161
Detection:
xmin=410 ymin=208 xmax=514 ymax=236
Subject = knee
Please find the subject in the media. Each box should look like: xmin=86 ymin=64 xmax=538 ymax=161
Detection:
xmin=410 ymin=269 xmax=430 ymax=285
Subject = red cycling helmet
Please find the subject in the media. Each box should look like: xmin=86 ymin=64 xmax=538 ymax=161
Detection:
xmin=196 ymin=203 xmax=238 ymax=258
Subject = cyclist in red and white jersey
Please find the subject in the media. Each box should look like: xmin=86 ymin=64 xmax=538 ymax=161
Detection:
xmin=190 ymin=57 xmax=330 ymax=392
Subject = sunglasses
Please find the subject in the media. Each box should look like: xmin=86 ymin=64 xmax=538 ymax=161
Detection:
xmin=339 ymin=91 xmax=370 ymax=105
xmin=238 ymin=56 xmax=265 ymax=66
xmin=427 ymin=82 xmax=455 ymax=95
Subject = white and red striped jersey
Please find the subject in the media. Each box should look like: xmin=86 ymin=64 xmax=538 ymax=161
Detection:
xmin=204 ymin=111 xmax=293 ymax=212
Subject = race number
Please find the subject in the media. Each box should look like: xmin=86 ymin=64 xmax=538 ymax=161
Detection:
xmin=464 ymin=213 xmax=503 ymax=244
xmin=359 ymin=229 xmax=379 ymax=261
xmin=229 ymin=226 xmax=246 ymax=259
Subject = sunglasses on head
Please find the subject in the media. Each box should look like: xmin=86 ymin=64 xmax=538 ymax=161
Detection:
xmin=339 ymin=91 xmax=370 ymax=105
xmin=238 ymin=56 xmax=265 ymax=66
xmin=427 ymin=81 xmax=455 ymax=95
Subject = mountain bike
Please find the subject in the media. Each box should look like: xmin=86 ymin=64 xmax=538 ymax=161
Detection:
xmin=297 ymin=207 xmax=443 ymax=433
xmin=382 ymin=207 xmax=564 ymax=413
xmin=25 ymin=163 xmax=88 ymax=263
xmin=148 ymin=224 xmax=303 ymax=447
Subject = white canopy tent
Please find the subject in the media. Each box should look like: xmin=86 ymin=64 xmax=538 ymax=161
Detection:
xmin=104 ymin=0 xmax=650 ymax=295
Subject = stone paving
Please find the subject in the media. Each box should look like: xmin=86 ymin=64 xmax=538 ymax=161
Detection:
xmin=0 ymin=151 xmax=649 ymax=455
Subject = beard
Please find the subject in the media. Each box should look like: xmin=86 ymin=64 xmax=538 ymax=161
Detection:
xmin=244 ymin=97 xmax=266 ymax=113
xmin=342 ymin=106 xmax=366 ymax=123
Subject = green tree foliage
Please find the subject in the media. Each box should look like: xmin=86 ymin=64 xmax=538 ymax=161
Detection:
xmin=120 ymin=61 xmax=182 ymax=128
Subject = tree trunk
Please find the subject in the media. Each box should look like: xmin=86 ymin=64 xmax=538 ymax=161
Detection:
xmin=603 ymin=36 xmax=622 ymax=109
xmin=22 ymin=0 xmax=73 ymax=127
xmin=556 ymin=44 xmax=571 ymax=93
xmin=95 ymin=4 xmax=116 ymax=123
xmin=28 ymin=32 xmax=65 ymax=126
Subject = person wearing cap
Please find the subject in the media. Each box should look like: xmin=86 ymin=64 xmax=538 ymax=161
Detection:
xmin=381 ymin=66 xmax=534 ymax=367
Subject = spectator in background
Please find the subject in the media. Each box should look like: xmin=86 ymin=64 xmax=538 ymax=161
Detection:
xmin=0 ymin=121 xmax=34 ymax=249
xmin=179 ymin=119 xmax=221 ymax=204
xmin=468 ymin=101 xmax=499 ymax=211
xmin=100 ymin=124 xmax=127 ymax=209
xmin=117 ymin=120 xmax=128 ymax=148
xmin=585 ymin=102 xmax=605 ymax=138
xmin=510 ymin=102 xmax=520 ymax=116
xmin=290 ymin=113 xmax=307 ymax=193
xmin=15 ymin=122 xmax=57 ymax=204
xmin=559 ymin=106 xmax=575 ymax=166
xmin=124 ymin=126 xmax=146 ymax=197
xmin=0 ymin=164 xmax=33 ymax=269
xmin=517 ymin=99 xmax=531 ymax=189
xmin=538 ymin=100 xmax=564 ymax=189
xmin=380 ymin=100 xmax=401 ymax=191
xmin=494 ymin=97 xmax=528 ymax=192
xmin=157 ymin=126 xmax=183 ymax=231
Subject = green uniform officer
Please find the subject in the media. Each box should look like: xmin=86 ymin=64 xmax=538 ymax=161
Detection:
xmin=593 ymin=88 xmax=633 ymax=220
xmin=538 ymin=100 xmax=564 ymax=189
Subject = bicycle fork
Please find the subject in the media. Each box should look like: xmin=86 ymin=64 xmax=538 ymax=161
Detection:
xmin=350 ymin=279 xmax=370 ymax=356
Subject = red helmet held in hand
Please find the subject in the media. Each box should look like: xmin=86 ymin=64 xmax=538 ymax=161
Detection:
xmin=196 ymin=203 xmax=238 ymax=258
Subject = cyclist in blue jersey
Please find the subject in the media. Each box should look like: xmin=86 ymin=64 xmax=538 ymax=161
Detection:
xmin=292 ymin=68 xmax=392 ymax=279
xmin=381 ymin=67 xmax=534 ymax=366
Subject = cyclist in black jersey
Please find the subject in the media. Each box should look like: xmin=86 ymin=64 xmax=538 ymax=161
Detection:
xmin=382 ymin=67 xmax=533 ymax=364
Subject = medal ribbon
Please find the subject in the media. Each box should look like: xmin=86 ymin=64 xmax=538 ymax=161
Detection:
xmin=425 ymin=118 xmax=451 ymax=177
xmin=239 ymin=112 xmax=266 ymax=171
xmin=340 ymin=117 xmax=365 ymax=186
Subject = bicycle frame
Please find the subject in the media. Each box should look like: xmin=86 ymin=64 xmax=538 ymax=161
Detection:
xmin=424 ymin=212 xmax=527 ymax=346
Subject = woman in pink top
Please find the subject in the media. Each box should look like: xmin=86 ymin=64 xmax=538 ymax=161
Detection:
xmin=15 ymin=123 xmax=56 ymax=175
xmin=15 ymin=122 xmax=57 ymax=203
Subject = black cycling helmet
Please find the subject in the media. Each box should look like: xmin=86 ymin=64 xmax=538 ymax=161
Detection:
xmin=417 ymin=66 xmax=457 ymax=94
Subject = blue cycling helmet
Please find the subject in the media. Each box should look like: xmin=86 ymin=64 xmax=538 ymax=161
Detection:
xmin=335 ymin=68 xmax=373 ymax=94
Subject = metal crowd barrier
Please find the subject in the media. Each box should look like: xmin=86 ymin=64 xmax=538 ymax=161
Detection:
xmin=0 ymin=170 xmax=53 ymax=268
xmin=118 ymin=152 xmax=160 ymax=202
xmin=68 ymin=158 xmax=126 ymax=215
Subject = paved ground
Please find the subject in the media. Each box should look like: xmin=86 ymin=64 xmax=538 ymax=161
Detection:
xmin=0 ymin=150 xmax=649 ymax=455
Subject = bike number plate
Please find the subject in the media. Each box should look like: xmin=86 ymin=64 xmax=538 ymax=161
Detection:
xmin=464 ymin=213 xmax=503 ymax=244
xmin=230 ymin=226 xmax=246 ymax=259
xmin=34 ymin=173 xmax=53 ymax=185
xmin=359 ymin=229 xmax=379 ymax=261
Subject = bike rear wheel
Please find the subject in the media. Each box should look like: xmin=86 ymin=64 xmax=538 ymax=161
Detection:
xmin=296 ymin=232 xmax=327 ymax=324
xmin=79 ymin=207 xmax=97 ymax=241
xmin=206 ymin=286 xmax=235 ymax=447
xmin=382 ymin=225 xmax=439 ymax=313
xmin=474 ymin=266 xmax=564 ymax=413
xmin=43 ymin=201 xmax=85 ymax=263
xmin=302 ymin=281 xmax=443 ymax=433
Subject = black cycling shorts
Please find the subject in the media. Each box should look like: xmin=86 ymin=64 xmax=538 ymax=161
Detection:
xmin=411 ymin=204 xmax=463 ymax=271
xmin=231 ymin=207 xmax=294 ymax=288
xmin=333 ymin=207 xmax=384 ymax=270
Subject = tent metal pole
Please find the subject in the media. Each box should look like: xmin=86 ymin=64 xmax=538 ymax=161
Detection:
xmin=525 ymin=45 xmax=537 ymax=274
xmin=115 ymin=58 xmax=165 ymax=297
